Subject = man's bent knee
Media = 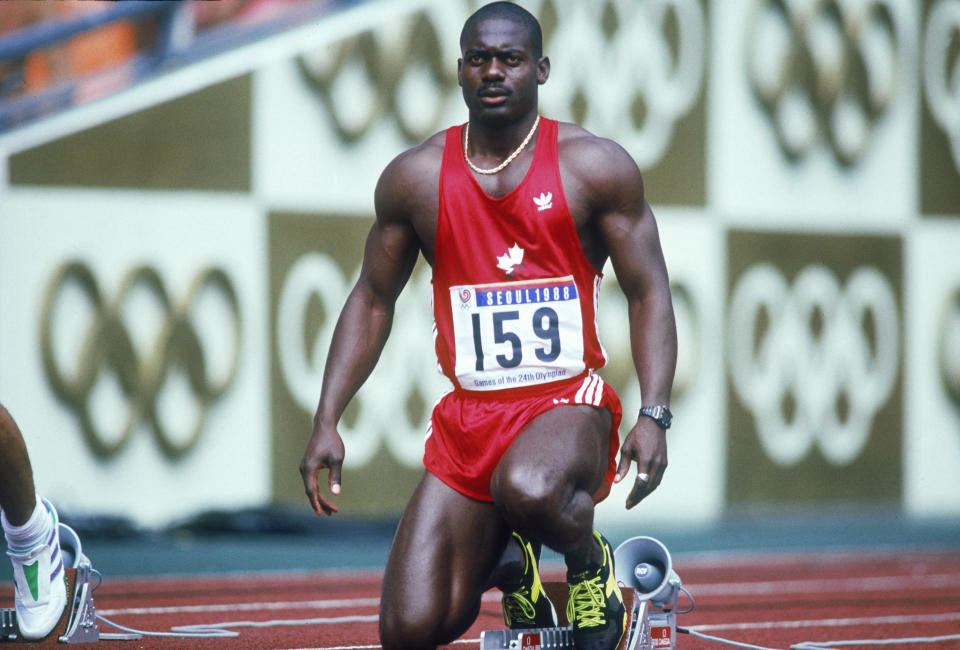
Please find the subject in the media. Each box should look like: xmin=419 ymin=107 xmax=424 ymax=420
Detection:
xmin=494 ymin=463 xmax=562 ymax=521
xmin=493 ymin=457 xmax=600 ymax=553
xmin=379 ymin=598 xmax=479 ymax=650
xmin=380 ymin=611 xmax=440 ymax=650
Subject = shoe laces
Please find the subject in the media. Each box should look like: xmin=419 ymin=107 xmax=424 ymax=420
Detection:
xmin=502 ymin=589 xmax=537 ymax=626
xmin=566 ymin=573 xmax=606 ymax=628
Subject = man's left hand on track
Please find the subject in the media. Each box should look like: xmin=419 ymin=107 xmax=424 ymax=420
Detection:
xmin=300 ymin=424 xmax=345 ymax=516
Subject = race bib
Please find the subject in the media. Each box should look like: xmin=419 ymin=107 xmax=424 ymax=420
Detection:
xmin=450 ymin=276 xmax=586 ymax=390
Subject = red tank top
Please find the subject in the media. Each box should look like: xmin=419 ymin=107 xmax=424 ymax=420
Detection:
xmin=433 ymin=117 xmax=607 ymax=394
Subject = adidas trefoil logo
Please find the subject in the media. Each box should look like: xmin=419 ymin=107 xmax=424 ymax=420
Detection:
xmin=496 ymin=243 xmax=525 ymax=278
xmin=533 ymin=191 xmax=553 ymax=211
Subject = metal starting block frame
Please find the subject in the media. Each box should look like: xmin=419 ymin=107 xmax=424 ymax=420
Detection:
xmin=59 ymin=564 xmax=100 ymax=644
xmin=0 ymin=609 xmax=15 ymax=641
xmin=611 ymin=587 xmax=678 ymax=650
xmin=481 ymin=583 xmax=678 ymax=650
xmin=481 ymin=626 xmax=576 ymax=649
xmin=644 ymin=607 xmax=677 ymax=649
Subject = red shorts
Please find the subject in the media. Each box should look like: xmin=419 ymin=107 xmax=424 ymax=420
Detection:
xmin=423 ymin=372 xmax=622 ymax=503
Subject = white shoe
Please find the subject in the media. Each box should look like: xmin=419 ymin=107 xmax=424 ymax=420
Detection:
xmin=7 ymin=499 xmax=67 ymax=640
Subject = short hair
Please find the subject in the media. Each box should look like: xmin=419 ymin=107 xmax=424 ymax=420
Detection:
xmin=460 ymin=2 xmax=543 ymax=58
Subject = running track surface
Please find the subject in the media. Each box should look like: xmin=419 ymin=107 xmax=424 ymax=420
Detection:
xmin=2 ymin=548 xmax=959 ymax=649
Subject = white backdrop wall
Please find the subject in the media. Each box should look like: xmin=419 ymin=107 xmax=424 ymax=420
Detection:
xmin=0 ymin=0 xmax=957 ymax=527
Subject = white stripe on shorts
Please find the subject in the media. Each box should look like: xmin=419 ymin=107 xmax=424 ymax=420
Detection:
xmin=588 ymin=374 xmax=604 ymax=406
xmin=574 ymin=375 xmax=592 ymax=403
xmin=575 ymin=374 xmax=603 ymax=406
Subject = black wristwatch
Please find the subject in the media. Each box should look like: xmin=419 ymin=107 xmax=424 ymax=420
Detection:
xmin=639 ymin=405 xmax=672 ymax=430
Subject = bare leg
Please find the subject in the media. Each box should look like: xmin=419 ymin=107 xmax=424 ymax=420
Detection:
xmin=490 ymin=404 xmax=613 ymax=568
xmin=379 ymin=472 xmax=512 ymax=649
xmin=0 ymin=403 xmax=37 ymax=526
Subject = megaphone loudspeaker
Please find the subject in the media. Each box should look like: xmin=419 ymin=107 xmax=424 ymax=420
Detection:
xmin=613 ymin=536 xmax=681 ymax=610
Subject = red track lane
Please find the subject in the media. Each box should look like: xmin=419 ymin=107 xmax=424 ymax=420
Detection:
xmin=2 ymin=549 xmax=959 ymax=649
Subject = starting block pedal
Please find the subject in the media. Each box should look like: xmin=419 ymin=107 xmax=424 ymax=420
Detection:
xmin=58 ymin=522 xmax=100 ymax=644
xmin=59 ymin=564 xmax=99 ymax=644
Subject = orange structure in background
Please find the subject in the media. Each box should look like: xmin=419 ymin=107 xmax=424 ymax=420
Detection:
xmin=23 ymin=15 xmax=138 ymax=91
xmin=1 ymin=0 xmax=311 ymax=97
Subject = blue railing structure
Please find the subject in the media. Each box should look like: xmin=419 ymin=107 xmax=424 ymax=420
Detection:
xmin=0 ymin=0 xmax=359 ymax=134
xmin=0 ymin=1 xmax=183 ymax=63
xmin=0 ymin=1 xmax=184 ymax=132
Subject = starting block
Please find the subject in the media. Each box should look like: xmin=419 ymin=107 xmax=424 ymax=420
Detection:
xmin=481 ymin=582 xmax=665 ymax=650
xmin=0 ymin=564 xmax=99 ymax=644
xmin=1 ymin=523 xmax=104 ymax=644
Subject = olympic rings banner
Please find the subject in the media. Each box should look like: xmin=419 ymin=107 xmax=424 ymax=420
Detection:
xmin=0 ymin=192 xmax=268 ymax=527
xmin=726 ymin=232 xmax=903 ymax=501
xmin=1 ymin=0 xmax=958 ymax=526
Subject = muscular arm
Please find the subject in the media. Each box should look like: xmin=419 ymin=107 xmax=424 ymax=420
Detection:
xmin=314 ymin=219 xmax=419 ymax=425
xmin=603 ymin=188 xmax=677 ymax=411
xmin=567 ymin=133 xmax=677 ymax=508
xmin=300 ymin=154 xmax=424 ymax=516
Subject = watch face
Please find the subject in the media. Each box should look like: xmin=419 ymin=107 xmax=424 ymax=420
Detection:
xmin=642 ymin=406 xmax=672 ymax=429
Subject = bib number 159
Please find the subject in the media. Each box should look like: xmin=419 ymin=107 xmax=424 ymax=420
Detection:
xmin=449 ymin=277 xmax=585 ymax=388
xmin=471 ymin=307 xmax=560 ymax=371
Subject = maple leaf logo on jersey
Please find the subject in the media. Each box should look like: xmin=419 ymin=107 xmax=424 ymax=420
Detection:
xmin=496 ymin=243 xmax=525 ymax=278
xmin=533 ymin=192 xmax=553 ymax=211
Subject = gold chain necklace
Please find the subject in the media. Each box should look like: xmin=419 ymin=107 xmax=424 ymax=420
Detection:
xmin=463 ymin=115 xmax=540 ymax=175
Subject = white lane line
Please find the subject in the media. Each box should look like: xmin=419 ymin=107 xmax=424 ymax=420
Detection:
xmin=686 ymin=572 xmax=960 ymax=596
xmin=97 ymin=597 xmax=381 ymax=616
xmin=276 ymin=640 xmax=480 ymax=650
xmin=689 ymin=611 xmax=960 ymax=632
xmin=98 ymin=591 xmax=502 ymax=616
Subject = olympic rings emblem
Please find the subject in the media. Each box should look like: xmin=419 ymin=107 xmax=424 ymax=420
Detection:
xmin=541 ymin=0 xmax=706 ymax=168
xmin=297 ymin=10 xmax=452 ymax=145
xmin=746 ymin=0 xmax=903 ymax=165
xmin=40 ymin=262 xmax=242 ymax=459
xmin=923 ymin=0 xmax=960 ymax=174
xmin=728 ymin=263 xmax=899 ymax=467
xmin=940 ymin=286 xmax=960 ymax=407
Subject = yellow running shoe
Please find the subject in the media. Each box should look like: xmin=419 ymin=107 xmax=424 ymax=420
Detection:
xmin=500 ymin=532 xmax=557 ymax=629
xmin=565 ymin=531 xmax=626 ymax=650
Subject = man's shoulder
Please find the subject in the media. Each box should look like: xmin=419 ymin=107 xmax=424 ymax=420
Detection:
xmin=555 ymin=120 xmax=640 ymax=182
xmin=375 ymin=129 xmax=449 ymax=220
xmin=556 ymin=121 xmax=631 ymax=159
xmin=384 ymin=129 xmax=448 ymax=180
